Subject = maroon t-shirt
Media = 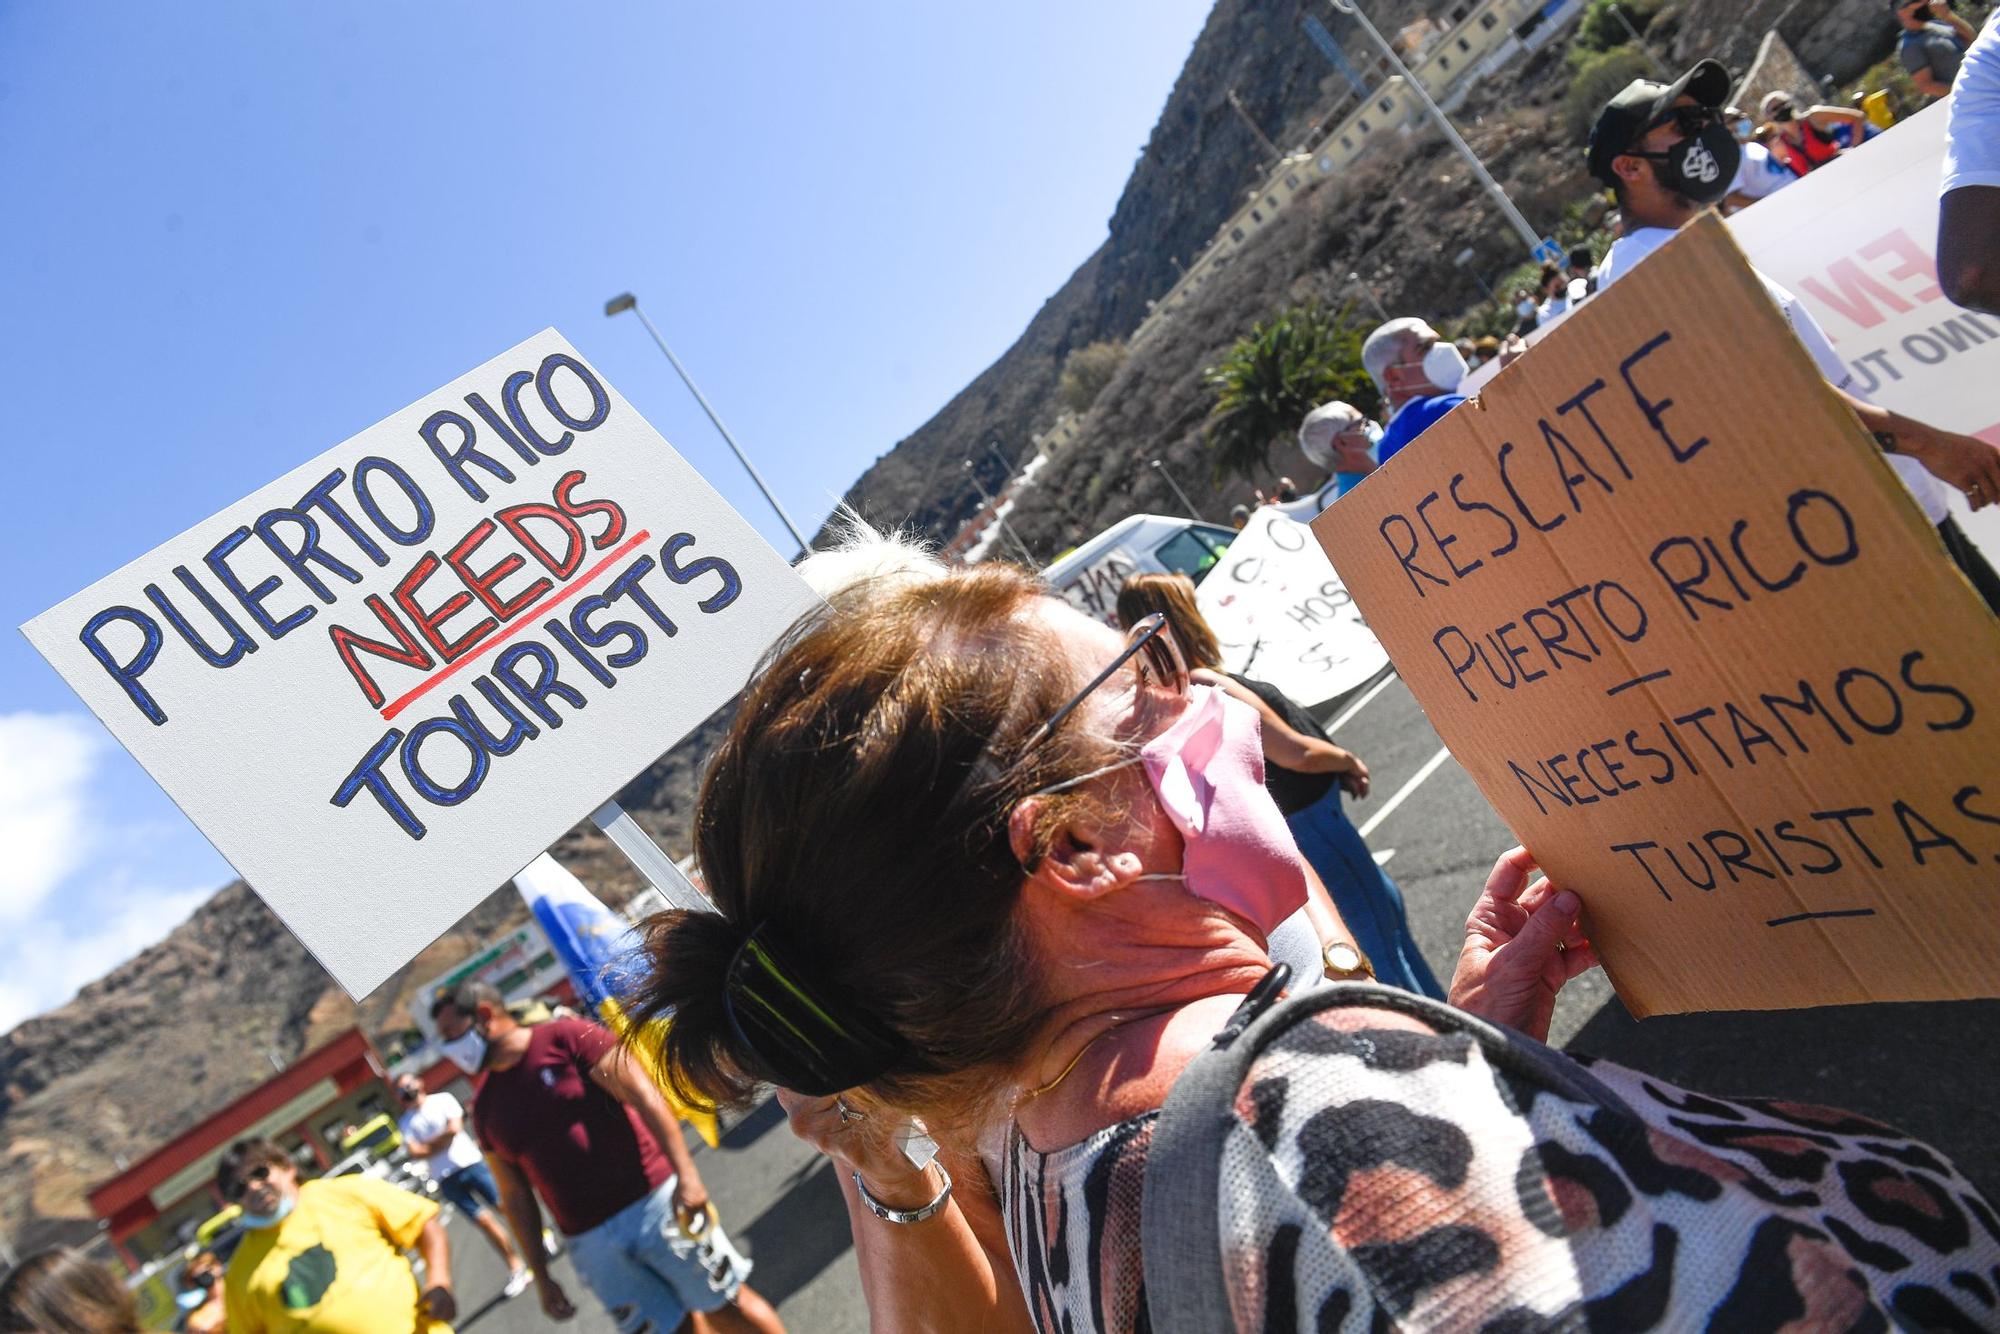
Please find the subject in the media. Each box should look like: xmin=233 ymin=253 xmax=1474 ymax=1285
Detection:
xmin=471 ymin=1017 xmax=671 ymax=1236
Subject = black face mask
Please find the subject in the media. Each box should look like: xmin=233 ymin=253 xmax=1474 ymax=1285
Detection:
xmin=1629 ymin=122 xmax=1740 ymax=207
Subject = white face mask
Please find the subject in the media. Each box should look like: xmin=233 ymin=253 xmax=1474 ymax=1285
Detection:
xmin=238 ymin=1194 xmax=296 ymax=1231
xmin=1421 ymin=340 xmax=1469 ymax=391
xmin=439 ymin=1028 xmax=488 ymax=1075
xmin=1516 ymin=298 xmax=1537 ymax=318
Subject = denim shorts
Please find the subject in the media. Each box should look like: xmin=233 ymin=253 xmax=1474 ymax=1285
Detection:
xmin=566 ymin=1180 xmax=749 ymax=1333
xmin=434 ymin=1160 xmax=501 ymax=1219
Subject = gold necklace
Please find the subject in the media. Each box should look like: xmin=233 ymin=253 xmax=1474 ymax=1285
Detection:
xmin=1022 ymin=1017 xmax=1137 ymax=1100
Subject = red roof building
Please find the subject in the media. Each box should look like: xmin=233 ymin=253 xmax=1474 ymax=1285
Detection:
xmin=86 ymin=1027 xmax=391 ymax=1268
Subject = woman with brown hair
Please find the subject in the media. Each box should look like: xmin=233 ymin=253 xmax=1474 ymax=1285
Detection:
xmin=0 ymin=1248 xmax=142 ymax=1334
xmin=1114 ymin=572 xmax=1441 ymax=998
xmin=627 ymin=526 xmax=2000 ymax=1332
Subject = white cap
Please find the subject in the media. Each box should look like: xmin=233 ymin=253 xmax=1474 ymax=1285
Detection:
xmin=1568 ymin=276 xmax=1589 ymax=303
xmin=1298 ymin=401 xmax=1365 ymax=469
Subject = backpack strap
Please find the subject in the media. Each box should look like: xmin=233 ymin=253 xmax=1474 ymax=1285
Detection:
xmin=1139 ymin=964 xmax=1290 ymax=1334
xmin=1140 ymin=971 xmax=1639 ymax=1333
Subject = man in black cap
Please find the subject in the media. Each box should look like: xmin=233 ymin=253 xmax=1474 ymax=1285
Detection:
xmin=1582 ymin=61 xmax=2000 ymax=612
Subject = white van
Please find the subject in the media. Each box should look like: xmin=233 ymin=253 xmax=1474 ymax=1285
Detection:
xmin=1040 ymin=514 xmax=1239 ymax=625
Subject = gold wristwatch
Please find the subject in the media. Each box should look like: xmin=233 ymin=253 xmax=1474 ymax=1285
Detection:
xmin=1323 ymin=939 xmax=1376 ymax=982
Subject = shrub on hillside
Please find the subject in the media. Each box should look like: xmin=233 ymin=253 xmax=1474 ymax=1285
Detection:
xmin=1057 ymin=340 xmax=1128 ymax=415
xmin=1203 ymin=300 xmax=1377 ymax=484
xmin=1566 ymin=46 xmax=1655 ymax=141
xmin=1569 ymin=0 xmax=1666 ymax=68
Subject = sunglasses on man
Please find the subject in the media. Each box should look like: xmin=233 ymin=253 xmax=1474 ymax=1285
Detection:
xmin=222 ymin=1163 xmax=273 ymax=1204
xmin=1647 ymin=105 xmax=1723 ymax=137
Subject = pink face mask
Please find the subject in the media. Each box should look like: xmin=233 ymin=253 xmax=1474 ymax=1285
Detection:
xmin=1134 ymin=684 xmax=1308 ymax=937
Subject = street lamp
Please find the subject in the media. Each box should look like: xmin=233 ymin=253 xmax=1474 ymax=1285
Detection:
xmin=1453 ymin=245 xmax=1497 ymax=302
xmin=1149 ymin=459 xmax=1206 ymax=522
xmin=1327 ymin=0 xmax=1545 ymax=259
xmin=604 ymin=292 xmax=811 ymax=555
xmin=1346 ymin=270 xmax=1391 ymax=324
xmin=987 ymin=439 xmax=1015 ymax=478
xmin=963 ymin=460 xmax=1037 ymax=566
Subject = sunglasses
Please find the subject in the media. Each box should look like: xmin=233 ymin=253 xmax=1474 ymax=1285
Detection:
xmin=1023 ymin=612 xmax=1190 ymax=752
xmin=1648 ymin=105 xmax=1722 ymax=137
xmin=223 ymin=1163 xmax=273 ymax=1204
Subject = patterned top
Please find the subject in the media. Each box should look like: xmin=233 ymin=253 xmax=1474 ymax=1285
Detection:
xmin=1001 ymin=1008 xmax=2000 ymax=1332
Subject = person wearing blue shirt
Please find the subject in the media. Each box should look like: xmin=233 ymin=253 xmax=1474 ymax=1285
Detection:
xmin=1358 ymin=317 xmax=1470 ymax=470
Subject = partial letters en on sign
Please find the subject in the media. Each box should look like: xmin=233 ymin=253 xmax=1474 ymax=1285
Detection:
xmin=1313 ymin=219 xmax=2000 ymax=1016
xmin=23 ymin=331 xmax=821 ymax=998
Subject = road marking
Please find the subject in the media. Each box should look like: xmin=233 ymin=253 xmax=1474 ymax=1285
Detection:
xmin=1327 ymin=671 xmax=1400 ymax=733
xmin=1357 ymin=746 xmax=1454 ymax=839
xmin=1372 ymin=849 xmax=1396 ymax=867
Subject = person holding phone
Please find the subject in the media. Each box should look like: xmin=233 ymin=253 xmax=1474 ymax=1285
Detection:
xmin=1896 ymin=0 xmax=1977 ymax=100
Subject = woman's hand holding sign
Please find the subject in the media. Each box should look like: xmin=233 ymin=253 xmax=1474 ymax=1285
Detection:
xmin=1449 ymin=847 xmax=1600 ymax=1043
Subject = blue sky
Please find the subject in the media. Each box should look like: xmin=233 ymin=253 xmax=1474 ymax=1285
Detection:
xmin=0 ymin=0 xmax=1214 ymax=1027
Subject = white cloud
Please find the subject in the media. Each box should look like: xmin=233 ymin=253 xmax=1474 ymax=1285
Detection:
xmin=0 ymin=884 xmax=212 ymax=1034
xmin=0 ymin=712 xmax=221 ymax=1033
xmin=0 ymin=712 xmax=103 ymax=922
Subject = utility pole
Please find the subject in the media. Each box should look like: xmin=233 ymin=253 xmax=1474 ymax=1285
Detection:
xmin=1150 ymin=459 xmax=1206 ymax=522
xmin=1347 ymin=270 xmax=1391 ymax=323
xmin=1327 ymin=0 xmax=1544 ymax=259
xmin=962 ymin=461 xmax=1037 ymax=567
xmin=1225 ymin=88 xmax=1285 ymax=162
xmin=1453 ymin=246 xmax=1496 ymax=302
xmin=1610 ymin=3 xmax=1669 ymax=77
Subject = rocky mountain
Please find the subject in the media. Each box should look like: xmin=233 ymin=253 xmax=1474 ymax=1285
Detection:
xmin=0 ymin=708 xmax=726 ymax=1254
xmin=828 ymin=0 xmax=1434 ymax=544
xmin=830 ymin=0 xmax=1899 ymax=553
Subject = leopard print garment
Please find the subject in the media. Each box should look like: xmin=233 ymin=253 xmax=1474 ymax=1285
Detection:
xmin=1002 ymin=1009 xmax=2000 ymax=1332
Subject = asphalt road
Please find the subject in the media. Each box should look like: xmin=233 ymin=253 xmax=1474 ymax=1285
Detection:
xmin=435 ymin=1101 xmax=866 ymax=1333
xmin=451 ymin=670 xmax=2000 ymax=1329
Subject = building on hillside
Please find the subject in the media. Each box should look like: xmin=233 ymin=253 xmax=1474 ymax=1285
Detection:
xmin=1034 ymin=410 xmax=1083 ymax=455
xmin=1132 ymin=0 xmax=1588 ymax=345
xmin=86 ymin=1028 xmax=394 ymax=1269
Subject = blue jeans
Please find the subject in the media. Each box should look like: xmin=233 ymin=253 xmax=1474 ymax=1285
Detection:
xmin=1287 ymin=786 xmax=1446 ymax=999
xmin=566 ymin=1181 xmax=738 ymax=1333
xmin=434 ymin=1160 xmax=500 ymax=1219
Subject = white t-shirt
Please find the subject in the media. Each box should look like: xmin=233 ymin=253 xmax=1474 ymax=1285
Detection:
xmin=398 ymin=1091 xmax=484 ymax=1175
xmin=1596 ymin=226 xmax=1950 ymax=522
xmin=1943 ymin=11 xmax=2000 ymax=194
xmin=1728 ymin=140 xmax=1795 ymax=202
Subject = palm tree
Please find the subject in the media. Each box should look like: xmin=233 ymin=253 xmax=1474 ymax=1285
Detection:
xmin=1204 ymin=300 xmax=1379 ymax=483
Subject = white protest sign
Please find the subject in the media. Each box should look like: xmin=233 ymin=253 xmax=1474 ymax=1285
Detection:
xmin=23 ymin=330 xmax=821 ymax=998
xmin=1726 ymin=103 xmax=2000 ymax=562
xmin=1196 ymin=507 xmax=1388 ymax=708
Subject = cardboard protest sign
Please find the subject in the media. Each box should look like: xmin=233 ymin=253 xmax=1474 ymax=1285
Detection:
xmin=1727 ymin=103 xmax=2000 ymax=567
xmin=23 ymin=331 xmax=821 ymax=999
xmin=1196 ymin=506 xmax=1388 ymax=708
xmin=1314 ymin=218 xmax=2000 ymax=1015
